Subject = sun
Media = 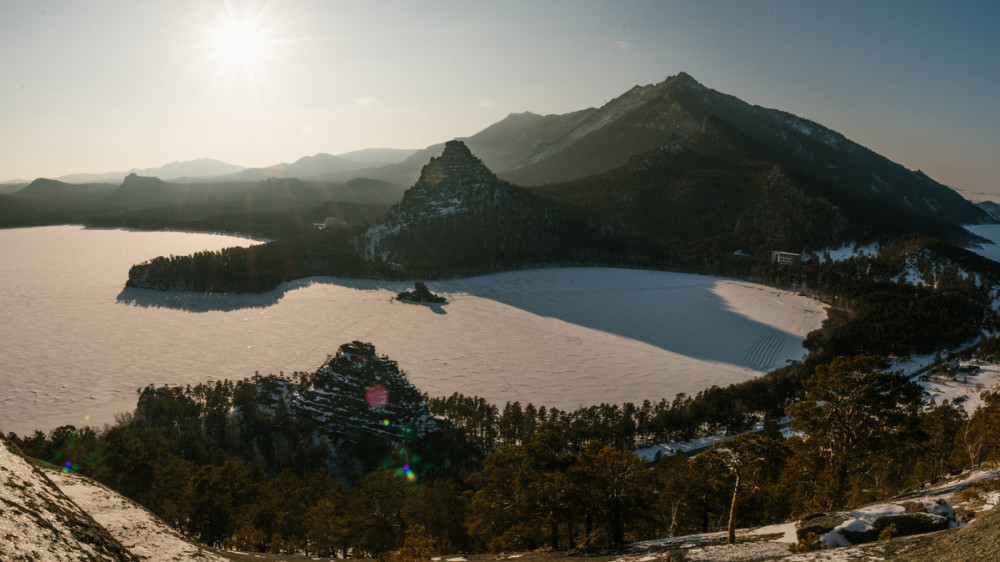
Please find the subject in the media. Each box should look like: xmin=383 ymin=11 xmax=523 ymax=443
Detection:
xmin=214 ymin=21 xmax=266 ymax=71
xmin=183 ymin=1 xmax=311 ymax=102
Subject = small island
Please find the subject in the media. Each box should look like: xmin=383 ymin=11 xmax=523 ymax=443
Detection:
xmin=396 ymin=281 xmax=447 ymax=304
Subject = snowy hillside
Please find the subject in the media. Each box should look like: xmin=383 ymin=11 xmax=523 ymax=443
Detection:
xmin=0 ymin=435 xmax=137 ymax=560
xmin=0 ymin=433 xmax=229 ymax=561
xmin=48 ymin=468 xmax=227 ymax=561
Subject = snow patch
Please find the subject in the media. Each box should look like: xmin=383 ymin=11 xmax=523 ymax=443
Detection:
xmin=817 ymin=243 xmax=879 ymax=262
xmin=748 ymin=521 xmax=798 ymax=544
xmin=0 ymin=436 xmax=135 ymax=560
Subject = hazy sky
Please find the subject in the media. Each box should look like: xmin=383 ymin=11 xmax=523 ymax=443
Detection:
xmin=2 ymin=1 xmax=998 ymax=198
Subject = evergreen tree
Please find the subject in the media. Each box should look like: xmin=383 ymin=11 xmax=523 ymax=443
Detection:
xmin=718 ymin=433 xmax=786 ymax=544
xmin=574 ymin=442 xmax=653 ymax=545
xmin=786 ymin=355 xmax=923 ymax=509
xmin=304 ymin=496 xmax=350 ymax=556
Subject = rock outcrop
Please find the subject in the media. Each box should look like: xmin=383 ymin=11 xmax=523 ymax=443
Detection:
xmin=0 ymin=434 xmax=139 ymax=561
xmin=355 ymin=140 xmax=594 ymax=276
xmin=396 ymin=281 xmax=446 ymax=303
xmin=795 ymin=498 xmax=958 ymax=548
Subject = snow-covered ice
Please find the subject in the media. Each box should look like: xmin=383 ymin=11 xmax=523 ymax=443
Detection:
xmin=0 ymin=226 xmax=826 ymax=436
xmin=966 ymin=224 xmax=1000 ymax=263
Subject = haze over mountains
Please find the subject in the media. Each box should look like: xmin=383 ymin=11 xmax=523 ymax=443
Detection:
xmin=7 ymin=72 xmax=990 ymax=292
xmin=118 ymin=76 xmax=997 ymax=295
xmin=11 ymin=74 xmax=985 ymax=212
xmin=43 ymin=149 xmax=421 ymax=185
xmin=4 ymin=71 xmax=995 ymax=289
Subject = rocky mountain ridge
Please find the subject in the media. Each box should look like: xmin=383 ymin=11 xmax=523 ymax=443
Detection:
xmin=355 ymin=140 xmax=597 ymax=276
xmin=503 ymin=73 xmax=986 ymax=230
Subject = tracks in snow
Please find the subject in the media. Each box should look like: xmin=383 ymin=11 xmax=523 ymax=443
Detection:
xmin=743 ymin=330 xmax=785 ymax=371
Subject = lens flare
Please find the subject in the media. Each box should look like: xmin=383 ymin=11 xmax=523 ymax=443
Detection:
xmin=365 ymin=384 xmax=388 ymax=409
xmin=90 ymin=379 xmax=114 ymax=404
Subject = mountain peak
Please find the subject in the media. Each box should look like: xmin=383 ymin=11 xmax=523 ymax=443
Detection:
xmin=115 ymin=173 xmax=175 ymax=201
xmin=356 ymin=141 xmax=579 ymax=266
xmin=667 ymin=71 xmax=699 ymax=85
xmin=663 ymin=72 xmax=705 ymax=93
xmin=439 ymin=139 xmax=476 ymax=162
xmin=418 ymin=140 xmax=493 ymax=185
xmin=122 ymin=172 xmax=164 ymax=184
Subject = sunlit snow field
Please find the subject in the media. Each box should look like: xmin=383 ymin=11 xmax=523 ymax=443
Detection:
xmin=0 ymin=226 xmax=827 ymax=436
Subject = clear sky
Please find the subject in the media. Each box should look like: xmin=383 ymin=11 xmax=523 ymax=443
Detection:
xmin=2 ymin=1 xmax=997 ymax=198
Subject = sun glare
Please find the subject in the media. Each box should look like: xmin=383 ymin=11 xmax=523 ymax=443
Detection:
xmin=214 ymin=21 xmax=266 ymax=70
xmin=183 ymin=1 xmax=324 ymax=110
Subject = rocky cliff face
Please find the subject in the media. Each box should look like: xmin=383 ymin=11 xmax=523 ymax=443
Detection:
xmin=355 ymin=140 xmax=595 ymax=276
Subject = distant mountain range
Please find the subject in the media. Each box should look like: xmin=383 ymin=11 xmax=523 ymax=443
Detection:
xmin=53 ymin=158 xmax=246 ymax=184
xmin=6 ymin=71 xmax=995 ymax=284
xmin=46 ymin=149 xmax=421 ymax=185
xmin=347 ymin=73 xmax=990 ymax=277
xmin=352 ymin=126 xmax=984 ymax=280
xmin=15 ymin=74 xmax=982 ymax=234
xmin=113 ymin=73 xmax=996 ymax=290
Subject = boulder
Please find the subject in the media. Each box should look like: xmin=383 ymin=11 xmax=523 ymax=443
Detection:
xmin=396 ymin=282 xmax=447 ymax=304
xmin=795 ymin=512 xmax=848 ymax=541
xmin=796 ymin=499 xmax=958 ymax=549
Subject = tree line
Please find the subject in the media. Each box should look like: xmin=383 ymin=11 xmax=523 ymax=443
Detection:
xmin=10 ymin=347 xmax=1000 ymax=557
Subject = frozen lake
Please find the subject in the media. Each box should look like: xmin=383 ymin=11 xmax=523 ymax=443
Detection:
xmin=966 ymin=224 xmax=1000 ymax=263
xmin=0 ymin=226 xmax=827 ymax=436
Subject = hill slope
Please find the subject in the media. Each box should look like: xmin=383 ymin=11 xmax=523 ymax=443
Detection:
xmin=502 ymin=73 xmax=986 ymax=239
xmin=48 ymin=468 xmax=228 ymax=561
xmin=527 ymin=116 xmax=859 ymax=261
xmin=0 ymin=434 xmax=138 ymax=561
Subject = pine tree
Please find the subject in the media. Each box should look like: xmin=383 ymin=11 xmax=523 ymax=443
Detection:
xmin=304 ymin=497 xmax=350 ymax=556
xmin=574 ymin=442 xmax=653 ymax=546
xmin=719 ymin=433 xmax=786 ymax=544
xmin=786 ymin=355 xmax=923 ymax=509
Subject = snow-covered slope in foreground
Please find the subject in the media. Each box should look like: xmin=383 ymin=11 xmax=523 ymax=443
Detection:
xmin=613 ymin=468 xmax=999 ymax=562
xmin=47 ymin=468 xmax=227 ymax=561
xmin=0 ymin=435 xmax=136 ymax=561
xmin=0 ymin=433 xmax=227 ymax=561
